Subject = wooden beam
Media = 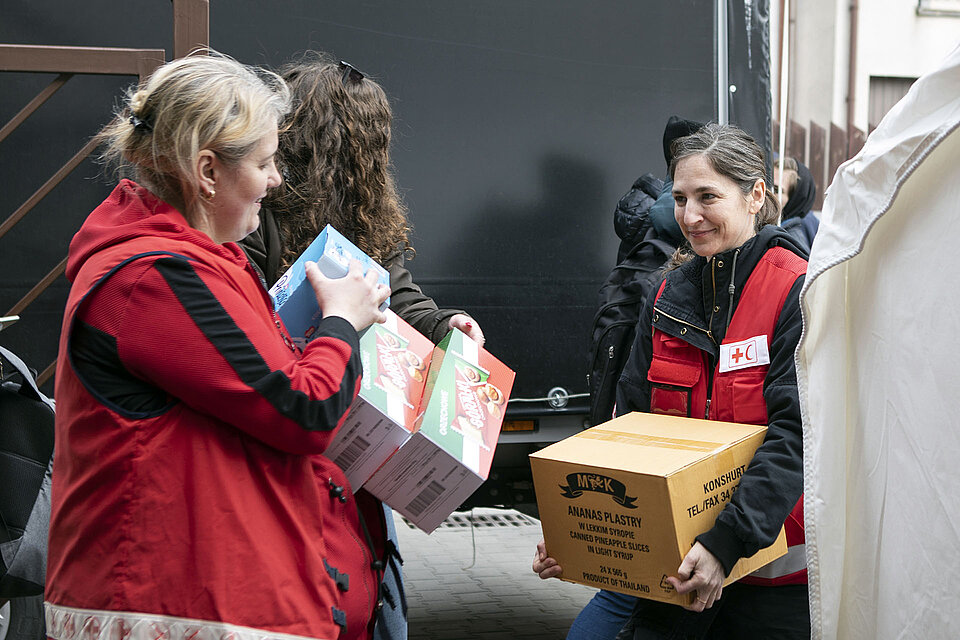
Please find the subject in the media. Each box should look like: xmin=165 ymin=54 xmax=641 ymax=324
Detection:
xmin=37 ymin=359 xmax=57 ymax=387
xmin=0 ymin=137 xmax=99 ymax=241
xmin=0 ymin=45 xmax=165 ymax=77
xmin=787 ymin=119 xmax=807 ymax=164
xmin=0 ymin=73 xmax=71 ymax=144
xmin=809 ymin=121 xmax=827 ymax=211
xmin=174 ymin=0 xmax=211 ymax=59
xmin=5 ymin=257 xmax=67 ymax=318
xmin=828 ymin=122 xmax=847 ymax=191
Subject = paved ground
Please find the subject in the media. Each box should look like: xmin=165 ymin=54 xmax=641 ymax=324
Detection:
xmin=394 ymin=508 xmax=598 ymax=639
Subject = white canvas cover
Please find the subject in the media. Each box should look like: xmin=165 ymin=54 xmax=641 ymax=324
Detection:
xmin=797 ymin=44 xmax=960 ymax=639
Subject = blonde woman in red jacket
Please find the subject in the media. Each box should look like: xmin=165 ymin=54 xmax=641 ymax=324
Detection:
xmin=46 ymin=51 xmax=388 ymax=640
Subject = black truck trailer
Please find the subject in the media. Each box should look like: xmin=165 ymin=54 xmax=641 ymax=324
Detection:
xmin=0 ymin=0 xmax=771 ymax=516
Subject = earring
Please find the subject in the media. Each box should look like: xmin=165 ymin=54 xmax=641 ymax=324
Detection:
xmin=201 ymin=189 xmax=216 ymax=202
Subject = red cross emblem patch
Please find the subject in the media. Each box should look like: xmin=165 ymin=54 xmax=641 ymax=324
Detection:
xmin=718 ymin=334 xmax=770 ymax=372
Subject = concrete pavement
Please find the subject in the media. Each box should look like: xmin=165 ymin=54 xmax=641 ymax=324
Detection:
xmin=395 ymin=508 xmax=598 ymax=639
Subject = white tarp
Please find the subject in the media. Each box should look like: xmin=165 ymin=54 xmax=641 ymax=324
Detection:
xmin=797 ymin=44 xmax=960 ymax=639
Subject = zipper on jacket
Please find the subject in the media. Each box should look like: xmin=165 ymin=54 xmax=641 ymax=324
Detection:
xmin=708 ymin=257 xmax=718 ymax=339
xmin=725 ymin=249 xmax=740 ymax=329
xmin=703 ymin=248 xmax=740 ymax=419
xmin=706 ymin=258 xmax=718 ymax=416
xmin=651 ymin=306 xmax=714 ymax=342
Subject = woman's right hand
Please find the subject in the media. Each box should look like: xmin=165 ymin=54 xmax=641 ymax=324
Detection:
xmin=533 ymin=539 xmax=562 ymax=579
xmin=307 ymin=259 xmax=390 ymax=332
xmin=665 ymin=541 xmax=725 ymax=612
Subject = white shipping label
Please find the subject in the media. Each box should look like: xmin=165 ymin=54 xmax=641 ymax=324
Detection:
xmin=718 ymin=335 xmax=770 ymax=373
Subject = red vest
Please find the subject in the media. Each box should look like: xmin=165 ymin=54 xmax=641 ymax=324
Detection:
xmin=648 ymin=246 xmax=807 ymax=586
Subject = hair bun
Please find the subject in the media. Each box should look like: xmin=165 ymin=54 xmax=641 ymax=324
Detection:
xmin=129 ymin=90 xmax=148 ymax=116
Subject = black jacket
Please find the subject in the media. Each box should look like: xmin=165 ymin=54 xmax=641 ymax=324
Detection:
xmin=616 ymin=225 xmax=808 ymax=574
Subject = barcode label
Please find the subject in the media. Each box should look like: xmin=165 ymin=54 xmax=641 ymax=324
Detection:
xmin=334 ymin=436 xmax=370 ymax=471
xmin=406 ymin=480 xmax=445 ymax=518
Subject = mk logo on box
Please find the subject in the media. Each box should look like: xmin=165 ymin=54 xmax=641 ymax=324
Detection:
xmin=559 ymin=472 xmax=638 ymax=508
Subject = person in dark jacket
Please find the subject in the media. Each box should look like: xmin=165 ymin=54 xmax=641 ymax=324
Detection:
xmin=566 ymin=116 xmax=703 ymax=640
xmin=536 ymin=123 xmax=809 ymax=639
xmin=775 ymin=155 xmax=820 ymax=252
xmin=613 ymin=116 xmax=701 ymax=263
xmin=240 ymin=51 xmax=484 ymax=640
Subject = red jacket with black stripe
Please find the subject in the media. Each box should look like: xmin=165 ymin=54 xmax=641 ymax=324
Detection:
xmin=46 ymin=180 xmax=379 ymax=640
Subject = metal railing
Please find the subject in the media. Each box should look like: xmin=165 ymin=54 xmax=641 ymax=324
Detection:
xmin=0 ymin=0 xmax=209 ymax=385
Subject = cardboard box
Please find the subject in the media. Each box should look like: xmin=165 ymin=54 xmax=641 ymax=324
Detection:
xmin=364 ymin=329 xmax=516 ymax=533
xmin=326 ymin=310 xmax=434 ymax=490
xmin=530 ymin=412 xmax=787 ymax=606
xmin=269 ymin=224 xmax=390 ymax=348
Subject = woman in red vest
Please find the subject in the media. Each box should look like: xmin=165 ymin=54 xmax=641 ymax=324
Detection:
xmin=536 ymin=123 xmax=809 ymax=638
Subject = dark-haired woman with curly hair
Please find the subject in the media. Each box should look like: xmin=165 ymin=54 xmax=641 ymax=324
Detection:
xmin=243 ymin=51 xmax=483 ymax=345
xmin=241 ymin=51 xmax=485 ymax=640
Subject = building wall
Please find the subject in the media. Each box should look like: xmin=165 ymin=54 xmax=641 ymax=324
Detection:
xmin=776 ymin=0 xmax=958 ymax=132
xmin=770 ymin=0 xmax=849 ymax=135
xmin=856 ymin=0 xmax=959 ymax=128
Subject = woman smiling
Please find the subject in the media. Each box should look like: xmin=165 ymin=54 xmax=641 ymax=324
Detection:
xmin=536 ymin=124 xmax=810 ymax=639
xmin=45 ymin=51 xmax=388 ymax=640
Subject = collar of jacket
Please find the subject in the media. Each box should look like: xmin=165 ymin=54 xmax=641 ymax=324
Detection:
xmin=653 ymin=225 xmax=807 ymax=354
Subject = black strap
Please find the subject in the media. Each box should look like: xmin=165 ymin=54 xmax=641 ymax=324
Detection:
xmin=0 ymin=346 xmax=54 ymax=546
xmin=383 ymin=539 xmax=408 ymax=616
xmin=0 ymin=346 xmax=54 ymax=410
xmin=0 ymin=502 xmax=11 ymax=546
xmin=355 ymin=501 xmax=384 ymax=582
xmin=646 ymin=236 xmax=677 ymax=258
xmin=354 ymin=498 xmax=410 ymax=623
xmin=352 ymin=496 xmax=412 ymax=638
xmin=624 ymin=227 xmax=675 ymax=263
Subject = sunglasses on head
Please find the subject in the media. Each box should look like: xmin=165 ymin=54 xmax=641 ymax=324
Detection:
xmin=338 ymin=60 xmax=366 ymax=85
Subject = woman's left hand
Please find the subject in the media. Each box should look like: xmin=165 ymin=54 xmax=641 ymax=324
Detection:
xmin=449 ymin=314 xmax=484 ymax=346
xmin=532 ymin=539 xmax=562 ymax=580
xmin=665 ymin=542 xmax=725 ymax=612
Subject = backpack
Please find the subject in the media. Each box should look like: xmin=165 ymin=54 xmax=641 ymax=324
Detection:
xmin=587 ymin=175 xmax=677 ymax=426
xmin=1 ymin=345 xmax=55 ymax=599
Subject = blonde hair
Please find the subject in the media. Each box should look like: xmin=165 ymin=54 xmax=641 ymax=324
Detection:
xmin=98 ymin=49 xmax=290 ymax=216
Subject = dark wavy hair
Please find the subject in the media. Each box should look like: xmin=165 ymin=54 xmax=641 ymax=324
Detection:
xmin=263 ymin=51 xmax=412 ymax=269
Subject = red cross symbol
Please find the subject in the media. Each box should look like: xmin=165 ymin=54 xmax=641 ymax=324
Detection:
xmin=731 ymin=347 xmax=746 ymax=363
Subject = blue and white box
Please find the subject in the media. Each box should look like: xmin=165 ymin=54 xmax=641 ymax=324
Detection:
xmin=269 ymin=224 xmax=390 ymax=348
